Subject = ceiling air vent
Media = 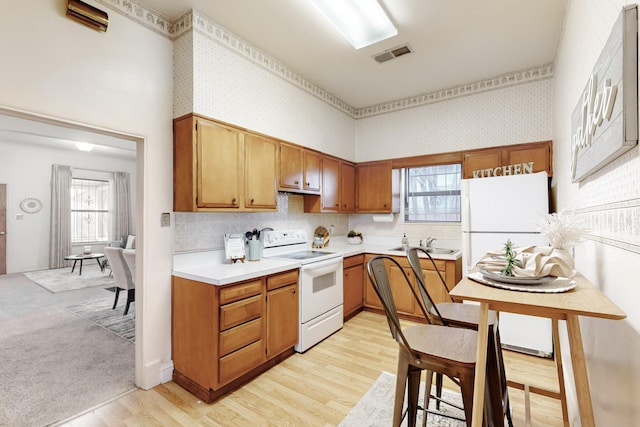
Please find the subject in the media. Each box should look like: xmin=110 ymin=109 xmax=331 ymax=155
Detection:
xmin=373 ymin=44 xmax=413 ymax=63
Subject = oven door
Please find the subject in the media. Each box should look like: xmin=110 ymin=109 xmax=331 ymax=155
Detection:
xmin=299 ymin=256 xmax=343 ymax=323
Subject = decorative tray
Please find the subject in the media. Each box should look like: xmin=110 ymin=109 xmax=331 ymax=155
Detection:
xmin=469 ymin=272 xmax=577 ymax=293
xmin=479 ymin=269 xmax=555 ymax=285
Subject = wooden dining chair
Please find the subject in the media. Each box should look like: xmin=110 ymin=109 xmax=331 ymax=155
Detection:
xmin=406 ymin=246 xmax=513 ymax=427
xmin=367 ymin=255 xmax=486 ymax=427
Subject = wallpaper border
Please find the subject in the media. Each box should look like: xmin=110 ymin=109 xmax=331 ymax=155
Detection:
xmin=577 ymin=198 xmax=640 ymax=254
xmin=94 ymin=3 xmax=554 ymax=119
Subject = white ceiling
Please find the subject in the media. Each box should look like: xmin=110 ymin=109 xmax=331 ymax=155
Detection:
xmin=0 ymin=114 xmax=136 ymax=159
xmin=142 ymin=0 xmax=568 ymax=108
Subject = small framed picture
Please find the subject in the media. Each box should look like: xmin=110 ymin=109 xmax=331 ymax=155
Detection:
xmin=224 ymin=233 xmax=246 ymax=263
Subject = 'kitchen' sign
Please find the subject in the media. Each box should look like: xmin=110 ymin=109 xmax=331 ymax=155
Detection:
xmin=570 ymin=5 xmax=638 ymax=182
xmin=472 ymin=162 xmax=534 ymax=178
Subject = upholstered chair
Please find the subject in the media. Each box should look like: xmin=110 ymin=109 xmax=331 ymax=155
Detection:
xmin=104 ymin=247 xmax=135 ymax=315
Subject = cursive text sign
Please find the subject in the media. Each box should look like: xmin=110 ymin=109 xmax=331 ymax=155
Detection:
xmin=570 ymin=5 xmax=638 ymax=182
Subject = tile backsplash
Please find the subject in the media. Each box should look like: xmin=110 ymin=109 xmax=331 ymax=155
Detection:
xmin=174 ymin=193 xmax=349 ymax=252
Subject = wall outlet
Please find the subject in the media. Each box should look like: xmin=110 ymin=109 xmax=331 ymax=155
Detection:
xmin=161 ymin=212 xmax=171 ymax=227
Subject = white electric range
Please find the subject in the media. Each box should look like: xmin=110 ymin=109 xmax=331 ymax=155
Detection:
xmin=262 ymin=230 xmax=343 ymax=352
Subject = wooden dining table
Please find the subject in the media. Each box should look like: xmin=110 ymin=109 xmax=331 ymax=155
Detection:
xmin=450 ymin=271 xmax=626 ymax=427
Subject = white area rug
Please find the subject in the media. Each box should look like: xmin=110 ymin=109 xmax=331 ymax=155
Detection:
xmin=24 ymin=264 xmax=114 ymax=293
xmin=339 ymin=371 xmax=465 ymax=427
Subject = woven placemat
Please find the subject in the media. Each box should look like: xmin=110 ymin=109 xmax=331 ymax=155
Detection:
xmin=468 ymin=271 xmax=577 ymax=293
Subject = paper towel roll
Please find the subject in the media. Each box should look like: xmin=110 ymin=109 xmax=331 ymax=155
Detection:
xmin=372 ymin=213 xmax=394 ymax=222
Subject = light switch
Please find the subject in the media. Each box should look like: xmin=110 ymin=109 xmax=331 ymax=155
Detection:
xmin=161 ymin=212 xmax=171 ymax=227
xmin=15 ymin=213 xmax=24 ymax=220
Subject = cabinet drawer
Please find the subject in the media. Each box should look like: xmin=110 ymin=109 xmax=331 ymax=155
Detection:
xmin=219 ymin=295 xmax=262 ymax=331
xmin=420 ymin=258 xmax=446 ymax=271
xmin=267 ymin=270 xmax=298 ymax=291
xmin=219 ymin=280 xmax=262 ymax=305
xmin=219 ymin=340 xmax=263 ymax=385
xmin=219 ymin=318 xmax=262 ymax=357
xmin=343 ymin=254 xmax=364 ymax=269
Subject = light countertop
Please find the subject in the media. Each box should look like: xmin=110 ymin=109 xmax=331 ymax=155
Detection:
xmin=172 ymin=236 xmax=461 ymax=286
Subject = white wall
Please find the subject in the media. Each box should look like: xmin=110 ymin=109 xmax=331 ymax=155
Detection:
xmin=355 ymin=78 xmax=553 ymax=162
xmin=0 ymin=0 xmax=174 ymax=389
xmin=174 ymin=11 xmax=356 ymax=161
xmin=350 ymin=77 xmax=553 ymax=241
xmin=553 ymin=0 xmax=640 ymax=425
xmin=0 ymin=140 xmax=135 ymax=273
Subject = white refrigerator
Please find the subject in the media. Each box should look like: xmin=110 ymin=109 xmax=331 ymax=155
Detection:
xmin=461 ymin=171 xmax=553 ymax=358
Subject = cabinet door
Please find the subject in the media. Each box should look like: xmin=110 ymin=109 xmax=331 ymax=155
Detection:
xmin=388 ymin=264 xmax=416 ymax=315
xmin=321 ymin=156 xmax=340 ymax=211
xmin=197 ymin=119 xmax=242 ymax=208
xmin=340 ymin=162 xmax=356 ymax=212
xmin=245 ymin=133 xmax=278 ymax=210
xmin=279 ymin=143 xmax=303 ymax=191
xmin=343 ymin=263 xmax=363 ymax=318
xmin=364 ymin=255 xmax=383 ymax=309
xmin=463 ymin=150 xmax=502 ymax=179
xmin=303 ymin=150 xmax=321 ymax=193
xmin=356 ymin=161 xmax=393 ymax=212
xmin=507 ymin=145 xmax=551 ymax=175
xmin=266 ymin=284 xmax=299 ymax=358
xmin=421 ymin=269 xmax=449 ymax=305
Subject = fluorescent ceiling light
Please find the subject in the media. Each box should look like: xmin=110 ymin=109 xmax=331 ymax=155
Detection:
xmin=308 ymin=0 xmax=397 ymax=49
xmin=75 ymin=142 xmax=94 ymax=151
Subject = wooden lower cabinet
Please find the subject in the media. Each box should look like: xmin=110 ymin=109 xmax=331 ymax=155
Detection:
xmin=172 ymin=269 xmax=299 ymax=403
xmin=363 ymin=254 xmax=461 ymax=318
xmin=266 ymin=271 xmax=299 ymax=358
xmin=343 ymin=254 xmax=364 ymax=319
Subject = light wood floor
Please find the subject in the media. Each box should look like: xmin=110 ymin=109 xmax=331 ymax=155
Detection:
xmin=60 ymin=311 xmax=563 ymax=426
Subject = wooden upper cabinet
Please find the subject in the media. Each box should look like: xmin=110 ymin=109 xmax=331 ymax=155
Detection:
xmin=507 ymin=144 xmax=551 ymax=175
xmin=173 ymin=114 xmax=277 ymax=212
xmin=278 ymin=143 xmax=321 ymax=194
xmin=462 ymin=141 xmax=552 ymax=179
xmin=321 ymin=156 xmax=340 ymax=211
xmin=197 ymin=119 xmax=243 ymax=209
xmin=279 ymin=142 xmax=303 ymax=191
xmin=463 ymin=150 xmax=502 ymax=180
xmin=340 ymin=161 xmax=356 ymax=212
xmin=356 ymin=160 xmax=399 ymax=213
xmin=303 ymin=156 xmax=356 ymax=213
xmin=302 ymin=150 xmax=321 ymax=193
xmin=245 ymin=133 xmax=278 ymax=210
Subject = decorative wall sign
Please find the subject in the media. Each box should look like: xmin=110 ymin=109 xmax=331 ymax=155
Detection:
xmin=571 ymin=5 xmax=638 ymax=183
xmin=472 ymin=162 xmax=535 ymax=178
xmin=19 ymin=198 xmax=43 ymax=214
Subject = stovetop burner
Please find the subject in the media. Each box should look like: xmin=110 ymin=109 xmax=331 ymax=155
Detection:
xmin=268 ymin=250 xmax=335 ymax=261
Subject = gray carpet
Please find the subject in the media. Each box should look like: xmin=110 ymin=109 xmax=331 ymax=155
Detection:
xmin=0 ymin=273 xmax=135 ymax=427
xmin=24 ymin=264 xmax=114 ymax=293
xmin=0 ymin=309 xmax=135 ymax=427
xmin=338 ymin=371 xmax=465 ymax=427
xmin=66 ymin=295 xmax=135 ymax=342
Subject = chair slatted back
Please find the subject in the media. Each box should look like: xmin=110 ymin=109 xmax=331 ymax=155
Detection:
xmin=366 ymin=256 xmax=432 ymax=359
xmin=406 ymin=247 xmax=450 ymax=325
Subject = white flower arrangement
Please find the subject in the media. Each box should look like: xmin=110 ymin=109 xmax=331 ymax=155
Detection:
xmin=537 ymin=210 xmax=588 ymax=249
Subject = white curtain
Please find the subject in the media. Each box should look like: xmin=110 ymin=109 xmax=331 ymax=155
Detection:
xmin=49 ymin=164 xmax=72 ymax=268
xmin=112 ymin=171 xmax=131 ymax=242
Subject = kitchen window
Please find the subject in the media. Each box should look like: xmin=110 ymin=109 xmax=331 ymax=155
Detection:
xmin=71 ymin=178 xmax=110 ymax=243
xmin=404 ymin=164 xmax=461 ymax=222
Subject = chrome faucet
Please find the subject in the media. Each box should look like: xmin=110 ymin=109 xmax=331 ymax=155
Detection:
xmin=423 ymin=237 xmax=436 ymax=248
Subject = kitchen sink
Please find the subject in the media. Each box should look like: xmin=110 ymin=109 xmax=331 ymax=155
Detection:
xmin=388 ymin=246 xmax=456 ymax=255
